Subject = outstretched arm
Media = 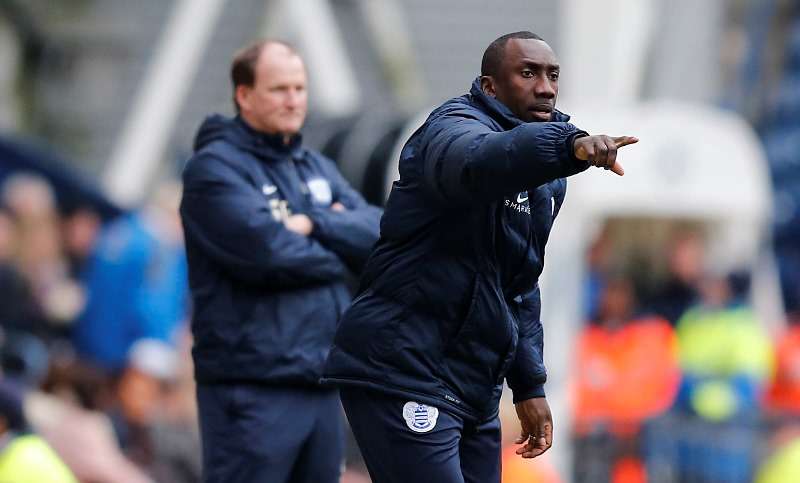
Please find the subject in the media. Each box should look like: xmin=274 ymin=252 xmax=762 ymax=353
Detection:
xmin=420 ymin=111 xmax=639 ymax=204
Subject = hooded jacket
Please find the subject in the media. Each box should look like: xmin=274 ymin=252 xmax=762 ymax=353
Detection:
xmin=180 ymin=115 xmax=381 ymax=385
xmin=322 ymin=79 xmax=589 ymax=421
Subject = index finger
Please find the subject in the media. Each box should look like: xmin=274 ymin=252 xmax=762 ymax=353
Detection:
xmin=613 ymin=136 xmax=639 ymax=148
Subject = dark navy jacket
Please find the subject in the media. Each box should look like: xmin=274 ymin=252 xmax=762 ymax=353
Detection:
xmin=180 ymin=115 xmax=381 ymax=386
xmin=322 ymin=79 xmax=589 ymax=421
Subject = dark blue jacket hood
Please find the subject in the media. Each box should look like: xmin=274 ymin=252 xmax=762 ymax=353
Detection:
xmin=193 ymin=114 xmax=303 ymax=160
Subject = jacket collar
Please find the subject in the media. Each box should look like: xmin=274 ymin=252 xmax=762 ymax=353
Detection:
xmin=468 ymin=77 xmax=570 ymax=129
xmin=234 ymin=116 xmax=304 ymax=159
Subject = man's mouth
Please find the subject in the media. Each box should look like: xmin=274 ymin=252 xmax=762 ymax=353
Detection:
xmin=528 ymin=104 xmax=553 ymax=120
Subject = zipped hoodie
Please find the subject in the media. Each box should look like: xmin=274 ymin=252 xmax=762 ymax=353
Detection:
xmin=181 ymin=115 xmax=381 ymax=385
xmin=322 ymin=78 xmax=589 ymax=420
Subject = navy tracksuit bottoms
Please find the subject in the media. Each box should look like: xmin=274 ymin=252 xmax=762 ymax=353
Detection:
xmin=340 ymin=387 xmax=501 ymax=483
xmin=196 ymin=383 xmax=343 ymax=483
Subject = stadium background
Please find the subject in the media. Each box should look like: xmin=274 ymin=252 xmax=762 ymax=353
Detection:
xmin=1 ymin=0 xmax=800 ymax=481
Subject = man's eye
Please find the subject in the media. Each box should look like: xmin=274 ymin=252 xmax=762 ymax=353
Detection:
xmin=550 ymin=72 xmax=560 ymax=81
xmin=521 ymin=70 xmax=534 ymax=78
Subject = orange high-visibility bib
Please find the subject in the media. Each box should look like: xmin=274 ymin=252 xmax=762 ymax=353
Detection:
xmin=571 ymin=317 xmax=681 ymax=433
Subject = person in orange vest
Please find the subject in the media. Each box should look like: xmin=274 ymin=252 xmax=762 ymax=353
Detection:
xmin=571 ymin=277 xmax=681 ymax=483
xmin=573 ymin=277 xmax=681 ymax=433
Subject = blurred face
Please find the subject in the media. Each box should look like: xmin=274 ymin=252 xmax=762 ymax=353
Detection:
xmin=237 ymin=44 xmax=308 ymax=137
xmin=481 ymin=38 xmax=559 ymax=122
xmin=2 ymin=177 xmax=56 ymax=221
xmin=62 ymin=209 xmax=101 ymax=260
xmin=699 ymin=276 xmax=731 ymax=308
xmin=118 ymin=369 xmax=161 ymax=425
xmin=599 ymin=279 xmax=634 ymax=325
xmin=669 ymin=235 xmax=704 ymax=283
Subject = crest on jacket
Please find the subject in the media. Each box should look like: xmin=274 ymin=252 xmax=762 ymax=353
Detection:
xmin=307 ymin=178 xmax=333 ymax=205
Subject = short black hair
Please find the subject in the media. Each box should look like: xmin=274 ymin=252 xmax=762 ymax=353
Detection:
xmin=481 ymin=31 xmax=544 ymax=77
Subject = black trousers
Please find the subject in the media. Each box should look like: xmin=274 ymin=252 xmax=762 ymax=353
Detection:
xmin=341 ymin=387 xmax=501 ymax=483
xmin=196 ymin=383 xmax=343 ymax=483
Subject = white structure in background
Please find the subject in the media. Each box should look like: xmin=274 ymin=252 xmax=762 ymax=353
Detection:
xmin=559 ymin=0 xmax=657 ymax=107
xmin=104 ymin=0 xmax=227 ymax=206
xmin=358 ymin=0 xmax=427 ymax=111
xmin=0 ymin=18 xmax=20 ymax=132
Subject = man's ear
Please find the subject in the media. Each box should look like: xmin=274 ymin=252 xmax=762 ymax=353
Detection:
xmin=480 ymin=76 xmax=496 ymax=97
xmin=235 ymin=84 xmax=252 ymax=112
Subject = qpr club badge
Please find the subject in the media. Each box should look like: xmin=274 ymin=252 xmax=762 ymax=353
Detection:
xmin=402 ymin=401 xmax=439 ymax=433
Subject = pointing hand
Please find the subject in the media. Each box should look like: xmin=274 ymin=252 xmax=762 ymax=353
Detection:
xmin=573 ymin=135 xmax=639 ymax=176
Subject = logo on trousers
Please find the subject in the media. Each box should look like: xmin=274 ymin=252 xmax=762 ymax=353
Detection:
xmin=403 ymin=401 xmax=439 ymax=433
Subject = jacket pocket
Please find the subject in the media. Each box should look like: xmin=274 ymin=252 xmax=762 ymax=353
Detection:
xmin=441 ymin=273 xmax=515 ymax=409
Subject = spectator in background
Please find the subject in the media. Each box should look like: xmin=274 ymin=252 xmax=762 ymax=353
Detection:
xmin=675 ymin=273 xmax=773 ymax=422
xmin=25 ymin=385 xmax=152 ymax=483
xmin=668 ymin=273 xmax=773 ymax=483
xmin=647 ymin=231 xmax=704 ymax=324
xmin=109 ymin=339 xmax=201 ymax=483
xmin=583 ymin=226 xmax=613 ymax=321
xmin=60 ymin=206 xmax=102 ymax=278
xmin=572 ymin=277 xmax=679 ymax=483
xmin=0 ymin=208 xmax=46 ymax=339
xmin=73 ymin=182 xmax=188 ymax=371
xmin=1 ymin=173 xmax=84 ymax=334
xmin=180 ymin=40 xmax=381 ymax=483
xmin=0 ymin=380 xmax=76 ymax=483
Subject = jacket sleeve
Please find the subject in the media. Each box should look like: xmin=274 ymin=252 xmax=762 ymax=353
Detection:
xmin=506 ymin=285 xmax=548 ymax=402
xmin=180 ymin=152 xmax=347 ymax=288
xmin=421 ymin=112 xmax=589 ymax=204
xmin=306 ymin=156 xmax=382 ymax=273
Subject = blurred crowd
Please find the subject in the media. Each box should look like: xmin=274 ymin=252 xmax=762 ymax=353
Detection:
xmin=0 ymin=171 xmax=198 ymax=483
xmin=568 ymin=227 xmax=800 ymax=483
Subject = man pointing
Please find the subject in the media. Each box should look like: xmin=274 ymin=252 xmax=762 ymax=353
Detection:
xmin=323 ymin=31 xmax=637 ymax=482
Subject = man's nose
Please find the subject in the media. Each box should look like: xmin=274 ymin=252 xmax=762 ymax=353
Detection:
xmin=534 ymin=78 xmax=556 ymax=99
xmin=286 ymin=90 xmax=304 ymax=109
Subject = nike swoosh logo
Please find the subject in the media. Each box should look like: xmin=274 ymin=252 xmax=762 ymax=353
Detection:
xmin=516 ymin=193 xmax=528 ymax=203
xmin=262 ymin=184 xmax=278 ymax=195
